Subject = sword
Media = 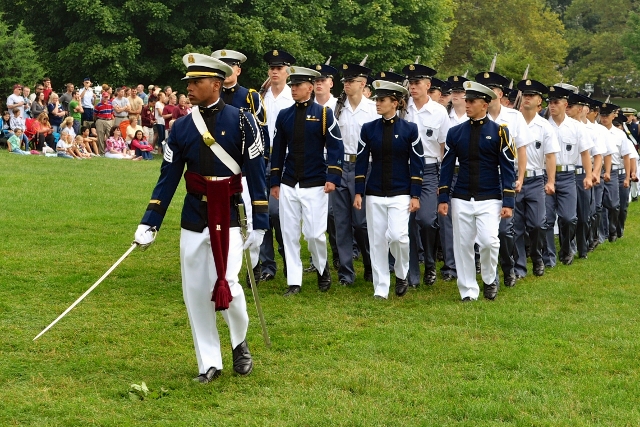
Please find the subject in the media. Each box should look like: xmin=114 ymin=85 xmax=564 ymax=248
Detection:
xmin=33 ymin=242 xmax=139 ymax=341
xmin=238 ymin=203 xmax=271 ymax=348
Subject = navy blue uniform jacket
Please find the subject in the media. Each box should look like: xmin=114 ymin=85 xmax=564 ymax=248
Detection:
xmin=355 ymin=116 xmax=424 ymax=197
xmin=270 ymin=101 xmax=343 ymax=188
xmin=140 ymin=100 xmax=269 ymax=232
xmin=438 ymin=117 xmax=516 ymax=208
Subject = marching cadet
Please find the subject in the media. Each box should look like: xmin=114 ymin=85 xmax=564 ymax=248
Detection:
xmin=621 ymin=108 xmax=640 ymax=202
xmin=584 ymin=98 xmax=613 ymax=251
xmin=314 ymin=63 xmax=339 ymax=110
xmin=402 ymin=64 xmax=450 ymax=288
xmin=333 ymin=62 xmax=378 ymax=286
xmin=438 ymin=82 xmax=452 ymax=108
xmin=259 ymin=50 xmax=296 ymax=281
xmin=475 ymin=71 xmax=532 ymax=287
xmin=427 ymin=77 xmax=447 ymax=103
xmin=613 ymin=110 xmax=634 ymax=238
xmin=353 ymin=79 xmax=423 ymax=299
xmin=437 ymin=75 xmax=469 ymax=283
xmin=566 ymin=93 xmax=605 ymax=259
xmin=437 ymin=81 xmax=516 ymax=302
xmin=513 ymin=79 xmax=559 ymax=278
xmin=543 ymin=85 xmax=593 ymax=267
xmin=211 ymin=49 xmax=268 ymax=279
xmin=133 ymin=54 xmax=268 ymax=382
xmin=270 ymin=66 xmax=344 ymax=296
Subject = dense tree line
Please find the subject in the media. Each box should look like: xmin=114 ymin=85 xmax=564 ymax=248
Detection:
xmin=0 ymin=0 xmax=639 ymax=96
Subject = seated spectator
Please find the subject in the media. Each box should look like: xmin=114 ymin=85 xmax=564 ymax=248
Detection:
xmin=1 ymin=111 xmax=13 ymax=140
xmin=56 ymin=131 xmax=77 ymax=159
xmin=105 ymin=126 xmax=137 ymax=159
xmin=31 ymin=92 xmax=47 ymax=119
xmin=9 ymin=107 xmax=30 ymax=149
xmin=7 ymin=128 xmax=31 ymax=155
xmin=72 ymin=135 xmax=92 ymax=158
xmin=34 ymin=112 xmax=55 ymax=152
xmin=60 ymin=117 xmax=76 ymax=140
xmin=47 ymin=93 xmax=65 ymax=132
xmin=80 ymin=126 xmax=100 ymax=156
xmin=130 ymin=129 xmax=153 ymax=160
xmin=125 ymin=113 xmax=143 ymax=143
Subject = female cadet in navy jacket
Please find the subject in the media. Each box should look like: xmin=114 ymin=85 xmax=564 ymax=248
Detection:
xmin=353 ymin=79 xmax=424 ymax=299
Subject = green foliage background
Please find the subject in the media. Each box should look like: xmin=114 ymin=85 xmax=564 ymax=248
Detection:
xmin=1 ymin=0 xmax=640 ymax=96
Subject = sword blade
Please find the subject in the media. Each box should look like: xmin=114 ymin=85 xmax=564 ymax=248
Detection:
xmin=33 ymin=243 xmax=138 ymax=341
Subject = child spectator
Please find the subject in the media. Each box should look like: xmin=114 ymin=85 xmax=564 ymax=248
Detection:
xmin=73 ymin=135 xmax=92 ymax=158
xmin=80 ymin=126 xmax=100 ymax=156
xmin=10 ymin=108 xmax=30 ymax=149
xmin=60 ymin=117 xmax=76 ymax=140
xmin=56 ymin=130 xmax=78 ymax=159
xmin=7 ymin=128 xmax=31 ymax=155
xmin=130 ymin=129 xmax=153 ymax=160
xmin=105 ymin=126 xmax=137 ymax=159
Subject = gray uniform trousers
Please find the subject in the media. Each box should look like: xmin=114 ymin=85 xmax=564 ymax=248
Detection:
xmin=331 ymin=160 xmax=372 ymax=283
xmin=617 ymin=171 xmax=630 ymax=238
xmin=574 ymin=172 xmax=593 ymax=257
xmin=439 ymin=173 xmax=458 ymax=278
xmin=543 ymin=171 xmax=577 ymax=266
xmin=409 ymin=163 xmax=439 ymax=285
xmin=514 ymin=175 xmax=546 ymax=277
xmin=600 ymin=170 xmax=620 ymax=240
xmin=259 ymin=162 xmax=286 ymax=276
xmin=589 ymin=179 xmax=602 ymax=248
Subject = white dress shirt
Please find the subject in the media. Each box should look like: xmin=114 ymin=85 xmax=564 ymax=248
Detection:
xmin=263 ymin=85 xmax=294 ymax=143
xmin=524 ymin=113 xmax=560 ymax=171
xmin=337 ymin=96 xmax=378 ymax=154
xmin=548 ymin=115 xmax=594 ymax=166
xmin=406 ymin=96 xmax=450 ymax=161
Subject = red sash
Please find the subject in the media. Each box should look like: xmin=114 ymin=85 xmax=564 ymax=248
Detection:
xmin=184 ymin=171 xmax=243 ymax=311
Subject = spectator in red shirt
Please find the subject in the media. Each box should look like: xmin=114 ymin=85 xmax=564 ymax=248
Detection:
xmin=42 ymin=77 xmax=52 ymax=103
xmin=162 ymin=93 xmax=177 ymax=131
xmin=170 ymin=94 xmax=190 ymax=127
xmin=141 ymin=95 xmax=156 ymax=149
xmin=94 ymin=92 xmax=114 ymax=154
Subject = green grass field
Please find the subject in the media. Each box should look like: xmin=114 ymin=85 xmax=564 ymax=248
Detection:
xmin=1 ymin=152 xmax=639 ymax=426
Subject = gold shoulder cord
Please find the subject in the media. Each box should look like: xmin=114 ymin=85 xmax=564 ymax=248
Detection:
xmin=322 ymin=106 xmax=327 ymax=136
xmin=499 ymin=124 xmax=516 ymax=158
xmin=248 ymin=89 xmax=267 ymax=126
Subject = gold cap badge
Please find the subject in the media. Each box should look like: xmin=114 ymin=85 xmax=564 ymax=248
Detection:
xmin=380 ymin=72 xmax=386 ymax=77
xmin=290 ymin=67 xmax=296 ymax=73
xmin=221 ymin=50 xmax=227 ymax=56
xmin=273 ymin=50 xmax=279 ymax=56
xmin=465 ymin=81 xmax=472 ymax=88
xmin=343 ymin=64 xmax=348 ymax=70
xmin=484 ymin=72 xmax=489 ymax=78
xmin=526 ymin=79 xmax=531 ymax=85
xmin=550 ymin=87 xmax=555 ymax=91
xmin=602 ymin=103 xmax=607 ymax=107
xmin=453 ymin=76 xmax=458 ymax=81
xmin=409 ymin=65 xmax=415 ymax=71
xmin=375 ymin=81 xmax=381 ymax=88
xmin=316 ymin=65 xmax=321 ymax=70
xmin=188 ymin=54 xmax=195 ymax=64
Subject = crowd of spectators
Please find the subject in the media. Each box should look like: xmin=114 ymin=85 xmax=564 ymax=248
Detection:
xmin=1 ymin=77 xmax=191 ymax=160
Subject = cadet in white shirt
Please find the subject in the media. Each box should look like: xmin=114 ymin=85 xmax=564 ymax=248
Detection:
xmin=613 ymin=110 xmax=635 ymax=238
xmin=259 ymin=49 xmax=296 ymax=281
xmin=403 ymin=64 xmax=450 ymax=288
xmin=513 ymin=79 xmax=559 ymax=278
xmin=475 ymin=71 xmax=532 ymax=287
xmin=543 ymin=85 xmax=593 ymax=267
xmin=333 ymin=62 xmax=378 ymax=286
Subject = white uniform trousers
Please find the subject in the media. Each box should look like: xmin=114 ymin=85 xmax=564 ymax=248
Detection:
xmin=241 ymin=176 xmax=259 ymax=268
xmin=451 ymin=198 xmax=502 ymax=300
xmin=366 ymin=195 xmax=411 ymax=298
xmin=180 ymin=227 xmax=248 ymax=374
xmin=279 ymin=183 xmax=328 ymax=286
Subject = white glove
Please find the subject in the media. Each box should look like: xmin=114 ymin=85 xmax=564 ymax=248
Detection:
xmin=243 ymin=229 xmax=265 ymax=251
xmin=134 ymin=224 xmax=157 ymax=249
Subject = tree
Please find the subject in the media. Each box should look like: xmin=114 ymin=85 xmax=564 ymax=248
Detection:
xmin=439 ymin=0 xmax=567 ymax=85
xmin=0 ymin=16 xmax=46 ymax=99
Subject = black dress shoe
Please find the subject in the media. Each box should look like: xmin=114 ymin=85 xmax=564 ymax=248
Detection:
xmin=395 ymin=276 xmax=408 ymax=297
xmin=423 ymin=268 xmax=437 ymax=286
xmin=317 ymin=263 xmax=331 ymax=292
xmin=515 ymin=274 xmax=524 ymax=280
xmin=363 ymin=269 xmax=373 ymax=283
xmin=283 ymin=285 xmax=301 ymax=297
xmin=461 ymin=296 xmax=474 ymax=302
xmin=232 ymin=340 xmax=253 ymax=376
xmin=533 ymin=261 xmax=545 ymax=277
xmin=374 ymin=295 xmax=386 ymax=300
xmin=504 ymin=273 xmax=516 ymax=288
xmin=304 ymin=264 xmax=318 ymax=273
xmin=608 ymin=235 xmax=617 ymax=243
xmin=561 ymin=254 xmax=574 ymax=265
xmin=578 ymin=254 xmax=588 ymax=259
xmin=333 ymin=258 xmax=340 ymax=269
xmin=632 ymin=197 xmax=638 ymax=202
xmin=408 ymin=283 xmax=419 ymax=290
xmin=193 ymin=367 xmax=222 ymax=383
xmin=339 ymin=280 xmax=352 ymax=287
xmin=483 ymin=281 xmax=498 ymax=300
xmin=260 ymin=272 xmax=275 ymax=281
xmin=442 ymin=273 xmax=455 ymax=282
